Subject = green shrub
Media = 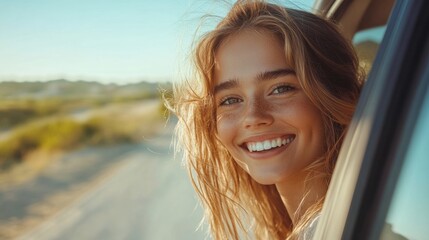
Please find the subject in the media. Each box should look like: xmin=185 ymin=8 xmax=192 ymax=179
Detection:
xmin=0 ymin=118 xmax=85 ymax=169
xmin=0 ymin=100 xmax=165 ymax=170
xmin=38 ymin=119 xmax=84 ymax=150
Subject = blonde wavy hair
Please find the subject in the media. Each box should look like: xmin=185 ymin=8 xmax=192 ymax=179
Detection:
xmin=171 ymin=1 xmax=362 ymax=239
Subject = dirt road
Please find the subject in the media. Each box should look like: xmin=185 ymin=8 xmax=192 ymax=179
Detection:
xmin=2 ymin=120 xmax=207 ymax=240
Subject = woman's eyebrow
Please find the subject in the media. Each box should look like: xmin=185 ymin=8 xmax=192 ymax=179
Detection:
xmin=256 ymin=68 xmax=295 ymax=82
xmin=214 ymin=78 xmax=239 ymax=95
xmin=213 ymin=69 xmax=294 ymax=95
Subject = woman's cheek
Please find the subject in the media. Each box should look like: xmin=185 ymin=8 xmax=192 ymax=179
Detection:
xmin=216 ymin=111 xmax=240 ymax=144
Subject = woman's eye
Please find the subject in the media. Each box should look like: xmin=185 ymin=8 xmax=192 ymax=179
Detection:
xmin=220 ymin=97 xmax=242 ymax=106
xmin=271 ymin=85 xmax=294 ymax=94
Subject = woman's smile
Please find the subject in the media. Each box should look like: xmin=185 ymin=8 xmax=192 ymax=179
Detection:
xmin=242 ymin=135 xmax=295 ymax=153
xmin=240 ymin=134 xmax=296 ymax=160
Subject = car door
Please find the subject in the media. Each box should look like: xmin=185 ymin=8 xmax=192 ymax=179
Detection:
xmin=313 ymin=0 xmax=429 ymax=239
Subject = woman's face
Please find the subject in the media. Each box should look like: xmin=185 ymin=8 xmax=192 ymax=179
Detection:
xmin=214 ymin=30 xmax=326 ymax=185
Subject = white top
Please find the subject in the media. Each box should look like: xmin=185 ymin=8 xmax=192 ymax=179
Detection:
xmin=300 ymin=214 xmax=321 ymax=240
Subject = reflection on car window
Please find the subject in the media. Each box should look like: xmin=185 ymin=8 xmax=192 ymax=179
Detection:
xmin=380 ymin=88 xmax=429 ymax=240
xmin=353 ymin=26 xmax=387 ymax=75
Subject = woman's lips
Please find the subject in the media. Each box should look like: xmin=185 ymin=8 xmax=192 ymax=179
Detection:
xmin=240 ymin=135 xmax=295 ymax=152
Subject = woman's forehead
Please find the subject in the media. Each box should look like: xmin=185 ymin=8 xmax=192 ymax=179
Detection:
xmin=213 ymin=29 xmax=295 ymax=85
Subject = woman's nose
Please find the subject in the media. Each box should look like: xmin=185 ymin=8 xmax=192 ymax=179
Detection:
xmin=243 ymin=99 xmax=274 ymax=129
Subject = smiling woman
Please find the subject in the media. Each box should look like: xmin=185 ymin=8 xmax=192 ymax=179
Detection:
xmin=214 ymin=30 xmax=326 ymax=188
xmin=172 ymin=1 xmax=363 ymax=239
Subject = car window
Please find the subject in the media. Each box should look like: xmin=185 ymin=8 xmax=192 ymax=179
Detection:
xmin=314 ymin=0 xmax=429 ymax=239
xmin=380 ymin=84 xmax=429 ymax=240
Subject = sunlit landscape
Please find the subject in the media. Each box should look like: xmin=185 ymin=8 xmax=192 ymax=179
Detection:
xmin=0 ymin=80 xmax=166 ymax=183
xmin=0 ymin=80 xmax=205 ymax=240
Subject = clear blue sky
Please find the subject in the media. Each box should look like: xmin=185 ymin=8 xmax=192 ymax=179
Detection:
xmin=0 ymin=0 xmax=315 ymax=84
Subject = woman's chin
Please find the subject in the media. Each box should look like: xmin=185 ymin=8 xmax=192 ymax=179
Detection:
xmin=248 ymin=171 xmax=285 ymax=185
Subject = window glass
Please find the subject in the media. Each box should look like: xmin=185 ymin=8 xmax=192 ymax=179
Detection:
xmin=380 ymin=88 xmax=429 ymax=240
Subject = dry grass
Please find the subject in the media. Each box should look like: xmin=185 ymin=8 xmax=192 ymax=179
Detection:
xmin=0 ymin=100 xmax=166 ymax=188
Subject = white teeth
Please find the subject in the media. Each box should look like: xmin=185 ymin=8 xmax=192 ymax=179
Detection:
xmin=256 ymin=142 xmax=264 ymax=151
xmin=263 ymin=140 xmax=271 ymax=150
xmin=245 ymin=136 xmax=294 ymax=152
xmin=271 ymin=139 xmax=277 ymax=147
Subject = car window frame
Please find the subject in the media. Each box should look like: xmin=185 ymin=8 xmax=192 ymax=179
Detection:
xmin=314 ymin=0 xmax=429 ymax=239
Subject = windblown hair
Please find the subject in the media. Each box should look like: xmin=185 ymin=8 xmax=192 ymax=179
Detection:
xmin=172 ymin=1 xmax=363 ymax=239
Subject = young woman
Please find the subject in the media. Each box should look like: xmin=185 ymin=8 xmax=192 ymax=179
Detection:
xmin=172 ymin=1 xmax=363 ymax=239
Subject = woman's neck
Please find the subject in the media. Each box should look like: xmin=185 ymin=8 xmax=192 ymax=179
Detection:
xmin=275 ymin=171 xmax=328 ymax=226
